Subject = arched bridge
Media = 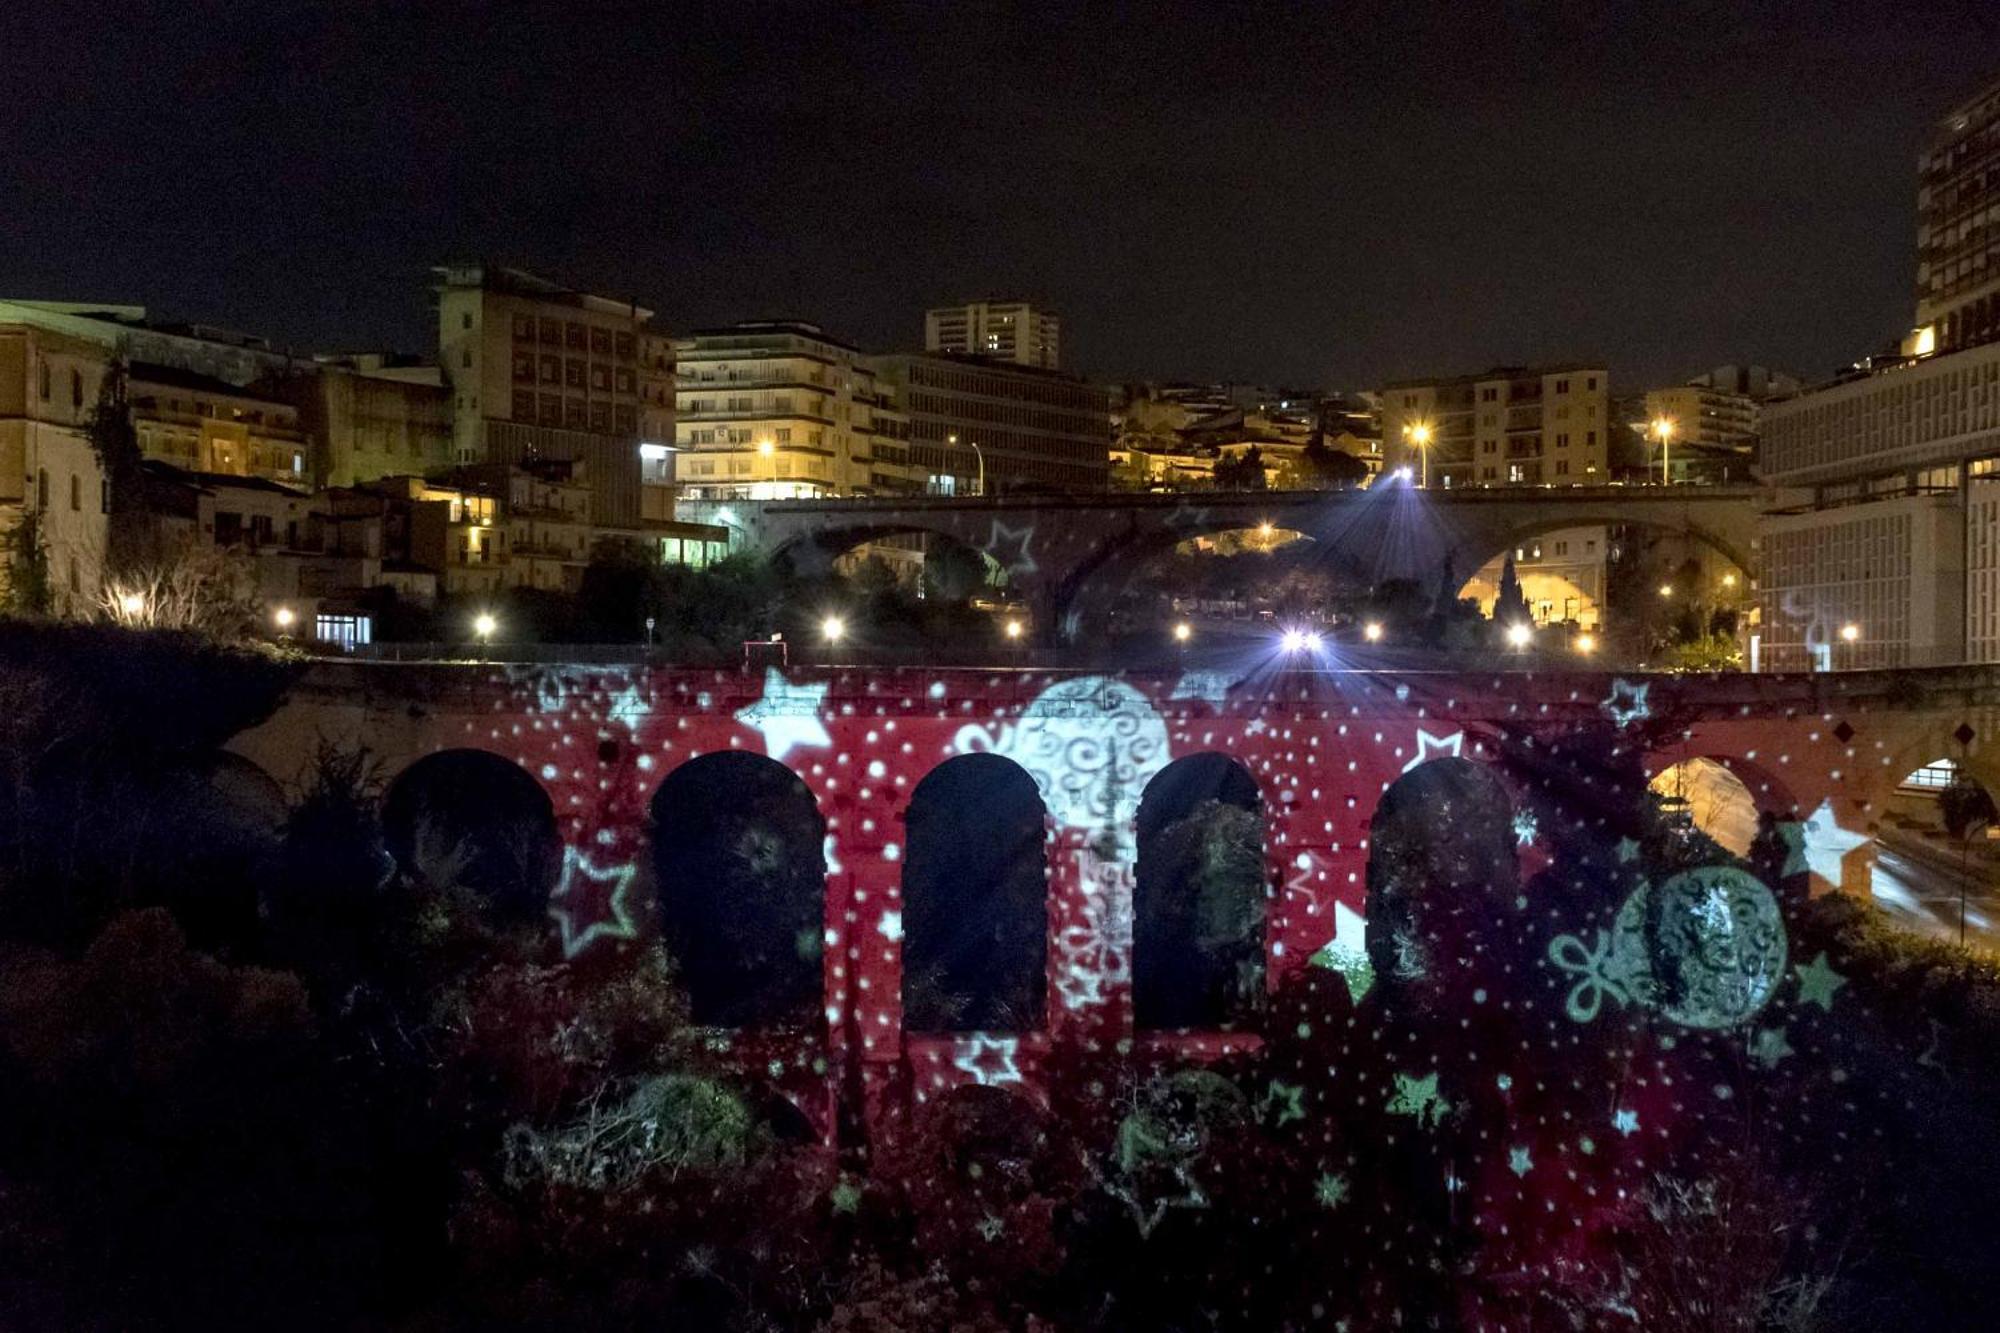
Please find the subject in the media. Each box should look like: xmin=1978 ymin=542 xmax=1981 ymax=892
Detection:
xmin=732 ymin=485 xmax=1767 ymax=638
xmin=227 ymin=658 xmax=2000 ymax=1139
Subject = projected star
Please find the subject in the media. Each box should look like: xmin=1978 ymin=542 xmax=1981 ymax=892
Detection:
xmin=1611 ymin=1108 xmax=1640 ymax=1136
xmin=1308 ymin=900 xmax=1373 ymax=1002
xmin=1749 ymin=1026 xmax=1794 ymax=1068
xmin=604 ymin=678 xmax=648 ymax=735
xmin=1508 ymin=1145 xmax=1533 ymax=1177
xmin=734 ymin=667 xmax=831 ymax=760
xmin=1785 ymin=799 xmax=1870 ymax=889
xmin=1512 ymin=809 xmax=1538 ymax=847
xmin=1600 ymin=678 xmax=1651 ymax=728
xmin=1403 ymin=728 xmax=1463 ymax=772
xmin=952 ymin=1034 xmax=1022 ymax=1085
xmin=1169 ymin=670 xmax=1237 ymax=704
xmin=1313 ymin=1172 xmax=1349 ymax=1209
xmin=547 ymin=846 xmax=640 ymax=957
xmin=1264 ymin=1080 xmax=1306 ymax=1125
xmin=1386 ymin=1071 xmax=1447 ymax=1128
xmin=876 ymin=909 xmax=903 ymax=942
xmin=981 ymin=520 xmax=1038 ymax=577
xmin=1793 ymin=951 xmax=1847 ymax=1011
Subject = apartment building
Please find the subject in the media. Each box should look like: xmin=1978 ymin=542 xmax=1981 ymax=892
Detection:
xmin=286 ymin=354 xmax=454 ymax=488
xmin=1916 ymin=71 xmax=2000 ymax=357
xmin=434 ymin=263 xmax=669 ymax=527
xmin=126 ymin=363 xmax=310 ymax=487
xmin=1379 ymin=364 xmax=1609 ymax=488
xmin=924 ymin=300 xmax=1061 ymax=369
xmin=872 ymin=352 xmax=1110 ymax=493
xmin=671 ymin=321 xmax=925 ymax=500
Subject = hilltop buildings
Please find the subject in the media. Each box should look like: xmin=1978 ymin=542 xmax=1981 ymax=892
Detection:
xmin=924 ymin=300 xmax=1061 ymax=369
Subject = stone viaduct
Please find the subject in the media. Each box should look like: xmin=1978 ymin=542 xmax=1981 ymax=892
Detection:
xmin=224 ymin=658 xmax=2000 ymax=1138
xmin=724 ymin=485 xmax=1767 ymax=638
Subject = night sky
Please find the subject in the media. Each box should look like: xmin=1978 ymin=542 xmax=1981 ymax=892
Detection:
xmin=5 ymin=1 xmax=1998 ymax=391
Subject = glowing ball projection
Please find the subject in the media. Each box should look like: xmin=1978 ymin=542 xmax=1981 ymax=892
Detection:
xmin=1549 ymin=865 xmax=1789 ymax=1028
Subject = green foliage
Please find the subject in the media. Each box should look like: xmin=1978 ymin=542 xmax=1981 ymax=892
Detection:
xmin=3 ymin=507 xmax=52 ymax=617
xmin=502 ymin=1073 xmax=757 ymax=1191
xmin=1211 ymin=446 xmax=1268 ymax=490
xmin=1662 ymin=631 xmax=1743 ymax=672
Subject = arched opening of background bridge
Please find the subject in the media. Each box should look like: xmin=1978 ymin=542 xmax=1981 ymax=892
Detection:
xmin=1457 ymin=521 xmax=1751 ymax=666
xmin=1648 ymin=758 xmax=1763 ymax=858
xmin=1134 ymin=753 xmax=1266 ymax=1030
xmin=900 ymin=753 xmax=1049 ymax=1032
xmin=769 ymin=526 xmax=1026 ymax=644
xmin=651 ymin=752 xmax=826 ymax=1028
xmin=381 ymin=750 xmax=563 ymax=926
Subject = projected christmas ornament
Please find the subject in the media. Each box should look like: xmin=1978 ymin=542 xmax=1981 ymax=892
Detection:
xmin=1548 ymin=864 xmax=1788 ymax=1029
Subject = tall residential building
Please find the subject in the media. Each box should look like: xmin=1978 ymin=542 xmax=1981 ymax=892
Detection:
xmin=671 ymin=321 xmax=924 ymax=500
xmin=125 ymin=363 xmax=311 ymax=487
xmin=434 ymin=263 xmax=670 ymax=528
xmin=1754 ymin=70 xmax=2000 ymax=672
xmin=1380 ymin=364 xmax=1609 ymax=488
xmin=1643 ymin=384 xmax=1758 ymax=451
xmin=872 ymin=353 xmax=1111 ymax=493
xmin=924 ymin=301 xmax=1061 ymax=370
xmin=1915 ymin=72 xmax=2000 ymax=357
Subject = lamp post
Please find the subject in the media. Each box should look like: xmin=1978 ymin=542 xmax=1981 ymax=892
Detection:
xmin=1404 ymin=421 xmax=1433 ymax=488
xmin=1652 ymin=416 xmax=1675 ymax=486
xmin=949 ymin=433 xmax=985 ymax=496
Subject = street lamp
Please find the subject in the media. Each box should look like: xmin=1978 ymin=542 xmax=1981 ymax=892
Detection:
xmin=1003 ymin=619 xmax=1024 ymax=641
xmin=1575 ymin=632 xmax=1597 ymax=655
xmin=1658 ymin=584 xmax=1674 ymax=598
xmin=1363 ymin=621 xmax=1384 ymax=643
xmin=474 ymin=612 xmax=497 ymax=642
xmin=118 ymin=591 xmax=146 ymax=617
xmin=948 ymin=433 xmax=985 ymax=496
xmin=1839 ymin=622 xmax=1861 ymax=643
xmin=1172 ymin=622 xmax=1192 ymax=644
xmin=821 ymin=615 xmax=845 ymax=644
xmin=1505 ymin=622 xmax=1532 ymax=649
xmin=1404 ymin=421 xmax=1434 ymax=488
xmin=273 ymin=606 xmax=296 ymax=632
xmin=1652 ymin=416 xmax=1675 ymax=486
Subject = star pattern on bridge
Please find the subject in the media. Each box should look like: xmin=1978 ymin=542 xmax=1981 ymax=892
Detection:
xmin=547 ymin=846 xmax=640 ymax=958
xmin=981 ymin=520 xmax=1038 ymax=577
xmin=734 ymin=667 xmax=832 ymax=760
xmin=1404 ymin=727 xmax=1463 ymax=772
xmin=1784 ymin=799 xmax=1871 ymax=889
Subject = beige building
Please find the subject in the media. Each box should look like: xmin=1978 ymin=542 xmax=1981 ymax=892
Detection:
xmin=288 ymin=355 xmax=454 ymax=488
xmin=127 ymin=363 xmax=311 ymax=488
xmin=1380 ymin=364 xmax=1609 ymax=488
xmin=672 ymin=322 xmax=925 ymax=500
xmin=1642 ymin=384 xmax=1759 ymax=451
xmin=924 ymin=300 xmax=1060 ymax=369
xmin=434 ymin=263 xmax=669 ymax=528
xmin=0 ymin=321 xmax=110 ymax=614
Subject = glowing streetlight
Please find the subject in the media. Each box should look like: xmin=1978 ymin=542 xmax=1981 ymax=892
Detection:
xmin=1720 ymin=572 xmax=1737 ymax=588
xmin=1404 ymin=421 xmax=1434 ymax=488
xmin=1172 ymin=622 xmax=1192 ymax=643
xmin=474 ymin=612 xmax=497 ymax=641
xmin=1575 ymin=632 xmax=1597 ymax=654
xmin=1363 ymin=621 xmax=1384 ymax=643
xmin=1839 ymin=622 xmax=1861 ymax=643
xmin=118 ymin=591 xmax=146 ymax=617
xmin=1280 ymin=628 xmax=1322 ymax=654
xmin=1658 ymin=584 xmax=1674 ymax=598
xmin=1505 ymin=622 xmax=1533 ymax=648
xmin=1258 ymin=520 xmax=1275 ymax=542
xmin=272 ymin=606 xmax=296 ymax=631
xmin=1652 ymin=416 xmax=1675 ymax=486
xmin=1003 ymin=620 xmax=1024 ymax=640
xmin=820 ymin=615 xmax=845 ymax=643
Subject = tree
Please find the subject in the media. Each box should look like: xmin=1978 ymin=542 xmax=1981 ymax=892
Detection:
xmin=83 ymin=358 xmax=144 ymax=577
xmin=1299 ymin=437 xmax=1370 ymax=489
xmin=1212 ymin=446 xmax=1268 ymax=491
xmin=4 ymin=506 xmax=53 ymax=617
xmin=1491 ymin=553 xmax=1531 ymax=627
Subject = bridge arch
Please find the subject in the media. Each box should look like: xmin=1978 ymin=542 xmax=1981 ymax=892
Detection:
xmin=900 ymin=753 xmax=1050 ymax=1033
xmin=651 ymin=751 xmax=827 ymax=1027
xmin=1365 ymin=757 xmax=1519 ymax=1004
xmin=1133 ymin=752 xmax=1266 ymax=1030
xmin=381 ymin=749 xmax=562 ymax=924
xmin=1448 ymin=511 xmax=1754 ymax=610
